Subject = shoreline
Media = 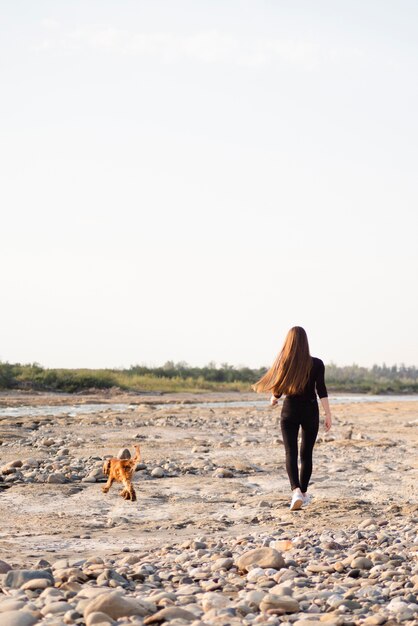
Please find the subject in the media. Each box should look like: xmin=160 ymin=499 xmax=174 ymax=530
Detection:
xmin=1 ymin=389 xmax=418 ymax=408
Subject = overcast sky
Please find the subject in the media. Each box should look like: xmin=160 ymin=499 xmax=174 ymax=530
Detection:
xmin=1 ymin=1 xmax=417 ymax=369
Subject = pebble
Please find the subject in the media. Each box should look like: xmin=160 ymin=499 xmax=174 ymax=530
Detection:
xmin=1 ymin=520 xmax=418 ymax=625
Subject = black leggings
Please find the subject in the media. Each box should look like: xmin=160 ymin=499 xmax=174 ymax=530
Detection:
xmin=280 ymin=398 xmax=319 ymax=492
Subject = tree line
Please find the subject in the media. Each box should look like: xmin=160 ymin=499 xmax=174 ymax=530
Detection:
xmin=0 ymin=360 xmax=417 ymax=394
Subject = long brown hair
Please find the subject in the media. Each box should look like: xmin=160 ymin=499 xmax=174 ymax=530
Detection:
xmin=253 ymin=326 xmax=312 ymax=396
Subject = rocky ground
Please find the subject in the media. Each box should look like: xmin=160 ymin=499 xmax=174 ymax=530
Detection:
xmin=0 ymin=394 xmax=417 ymax=626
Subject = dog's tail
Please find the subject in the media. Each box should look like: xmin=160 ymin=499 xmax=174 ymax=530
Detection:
xmin=132 ymin=444 xmax=141 ymax=463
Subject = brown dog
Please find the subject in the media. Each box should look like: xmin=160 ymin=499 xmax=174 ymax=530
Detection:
xmin=102 ymin=445 xmax=141 ymax=501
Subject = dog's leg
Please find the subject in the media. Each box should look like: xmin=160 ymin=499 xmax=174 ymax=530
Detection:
xmin=101 ymin=476 xmax=114 ymax=494
xmin=120 ymin=478 xmax=130 ymax=499
xmin=120 ymin=477 xmax=135 ymax=501
xmin=130 ymin=485 xmax=137 ymax=502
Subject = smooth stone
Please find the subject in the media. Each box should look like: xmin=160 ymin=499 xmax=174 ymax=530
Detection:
xmin=84 ymin=591 xmax=154 ymax=619
xmin=259 ymin=594 xmax=299 ymax=613
xmin=41 ymin=601 xmax=74 ymax=615
xmin=151 ymin=467 xmax=165 ymax=478
xmin=86 ymin=612 xmax=117 ymax=626
xmin=268 ymin=585 xmax=293 ymax=597
xmin=358 ymin=518 xmax=375 ymax=529
xmin=211 ymin=558 xmax=234 ymax=572
xmin=350 ymin=557 xmax=373 ymax=569
xmin=363 ymin=616 xmax=387 ymax=625
xmin=0 ymin=612 xmax=38 ymax=626
xmin=0 ymin=600 xmax=27 ymax=612
xmin=247 ymin=567 xmax=266 ymax=583
xmin=294 ymin=622 xmax=332 ymax=626
xmin=21 ymin=578 xmax=53 ymax=590
xmin=306 ymin=564 xmax=334 ymax=573
xmin=236 ymin=548 xmax=285 ymax=572
xmin=144 ymin=607 xmax=197 ymax=623
xmin=47 ymin=473 xmax=66 ymax=484
xmin=244 ymin=591 xmax=267 ymax=607
xmin=52 ymin=559 xmax=70 ymax=570
xmin=41 ymin=438 xmax=56 ymax=446
xmin=201 ymin=593 xmax=229 ymax=612
xmin=212 ymin=468 xmax=233 ymax=478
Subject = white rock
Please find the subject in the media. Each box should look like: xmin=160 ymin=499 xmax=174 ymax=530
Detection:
xmin=201 ymin=593 xmax=229 ymax=612
xmin=0 ymin=612 xmax=38 ymax=626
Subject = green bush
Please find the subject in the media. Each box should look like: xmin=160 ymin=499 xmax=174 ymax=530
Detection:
xmin=0 ymin=360 xmax=416 ymax=394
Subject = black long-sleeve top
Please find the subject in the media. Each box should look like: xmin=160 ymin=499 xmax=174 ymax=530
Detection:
xmin=273 ymin=357 xmax=328 ymax=400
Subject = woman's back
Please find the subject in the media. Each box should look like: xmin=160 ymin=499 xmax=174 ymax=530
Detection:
xmin=286 ymin=356 xmax=327 ymax=400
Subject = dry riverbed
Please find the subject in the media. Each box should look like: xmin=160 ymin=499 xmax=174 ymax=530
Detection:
xmin=0 ymin=393 xmax=417 ymax=626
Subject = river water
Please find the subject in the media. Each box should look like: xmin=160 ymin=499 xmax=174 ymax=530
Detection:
xmin=0 ymin=394 xmax=417 ymax=419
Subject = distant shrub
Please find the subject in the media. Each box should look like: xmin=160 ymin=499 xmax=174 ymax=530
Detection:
xmin=0 ymin=360 xmax=416 ymax=394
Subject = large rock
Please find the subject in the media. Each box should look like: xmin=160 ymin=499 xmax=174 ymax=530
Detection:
xmin=259 ymin=594 xmax=299 ymax=613
xmin=236 ymin=548 xmax=285 ymax=572
xmin=117 ymin=449 xmax=131 ymax=460
xmin=0 ymin=612 xmax=39 ymax=626
xmin=84 ymin=591 xmax=154 ymax=620
xmin=144 ymin=607 xmax=197 ymax=623
xmin=5 ymin=569 xmax=54 ymax=589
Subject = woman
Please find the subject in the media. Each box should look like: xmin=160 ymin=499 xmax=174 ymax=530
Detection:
xmin=253 ymin=326 xmax=332 ymax=511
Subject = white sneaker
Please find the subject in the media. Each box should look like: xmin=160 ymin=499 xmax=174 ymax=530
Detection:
xmin=302 ymin=493 xmax=312 ymax=506
xmin=290 ymin=492 xmax=303 ymax=511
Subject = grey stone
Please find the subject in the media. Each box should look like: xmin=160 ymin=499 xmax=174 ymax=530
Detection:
xmin=5 ymin=569 xmax=54 ymax=589
xmin=117 ymin=449 xmax=131 ymax=460
xmin=47 ymin=473 xmax=66 ymax=484
xmin=0 ymin=559 xmax=12 ymax=574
